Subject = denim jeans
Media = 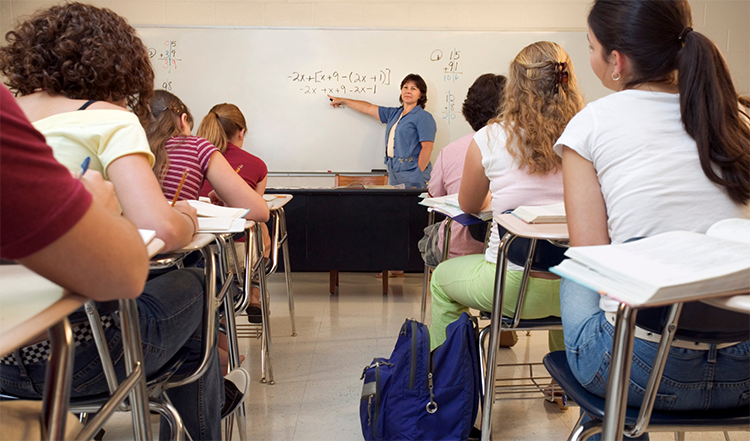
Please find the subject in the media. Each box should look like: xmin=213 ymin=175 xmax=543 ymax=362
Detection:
xmin=560 ymin=277 xmax=750 ymax=413
xmin=0 ymin=268 xmax=223 ymax=440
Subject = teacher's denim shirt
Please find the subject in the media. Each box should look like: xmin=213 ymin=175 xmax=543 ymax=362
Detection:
xmin=378 ymin=105 xmax=436 ymax=172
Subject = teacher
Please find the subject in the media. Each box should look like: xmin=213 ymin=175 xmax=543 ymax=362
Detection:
xmin=329 ymin=73 xmax=437 ymax=188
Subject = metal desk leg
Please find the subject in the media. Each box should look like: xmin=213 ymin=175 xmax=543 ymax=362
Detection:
xmin=278 ymin=208 xmax=297 ymax=336
xmin=119 ymin=298 xmax=153 ymax=441
xmin=601 ymin=304 xmax=638 ymax=441
xmin=41 ymin=319 xmax=74 ymax=441
xmin=480 ymin=234 xmax=515 ymax=441
xmin=256 ymin=223 xmax=275 ymax=385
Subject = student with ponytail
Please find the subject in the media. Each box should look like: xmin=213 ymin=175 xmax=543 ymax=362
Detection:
xmin=146 ymin=91 xmax=269 ymax=223
xmin=197 ymin=103 xmax=270 ymax=323
xmin=197 ymin=103 xmax=268 ymax=197
xmin=555 ymin=0 xmax=750 ymax=420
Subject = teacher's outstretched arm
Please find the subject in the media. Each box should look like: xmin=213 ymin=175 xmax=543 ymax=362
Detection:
xmin=328 ymin=95 xmax=380 ymax=120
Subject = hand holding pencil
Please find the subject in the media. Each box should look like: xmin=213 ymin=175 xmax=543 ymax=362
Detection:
xmin=171 ymin=169 xmax=189 ymax=206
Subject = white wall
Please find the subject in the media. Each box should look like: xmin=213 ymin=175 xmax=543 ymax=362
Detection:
xmin=2 ymin=0 xmax=747 ymax=94
xmin=2 ymin=0 xmax=747 ymax=184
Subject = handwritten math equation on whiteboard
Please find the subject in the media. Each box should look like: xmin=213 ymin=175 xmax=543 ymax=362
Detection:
xmin=287 ymin=68 xmax=391 ymax=96
xmin=430 ymin=48 xmax=462 ymax=83
xmin=442 ymin=90 xmax=457 ymax=124
xmin=148 ymin=40 xmax=181 ymax=91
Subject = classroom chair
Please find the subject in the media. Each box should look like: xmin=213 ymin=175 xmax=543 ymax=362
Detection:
xmin=226 ymin=222 xmax=276 ymax=386
xmin=420 ymin=208 xmax=491 ymax=322
xmin=71 ymin=234 xmax=220 ymax=441
xmin=543 ymin=299 xmax=750 ymax=441
xmin=478 ymin=214 xmax=569 ymax=441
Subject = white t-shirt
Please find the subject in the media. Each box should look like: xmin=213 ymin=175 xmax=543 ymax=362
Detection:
xmin=555 ymin=90 xmax=746 ymax=310
xmin=474 ymin=123 xmax=564 ymax=265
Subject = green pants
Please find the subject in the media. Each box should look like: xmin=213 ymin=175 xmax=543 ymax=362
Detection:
xmin=429 ymin=254 xmax=563 ymax=351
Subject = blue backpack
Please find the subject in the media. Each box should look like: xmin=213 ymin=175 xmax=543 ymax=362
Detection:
xmin=359 ymin=313 xmax=480 ymax=441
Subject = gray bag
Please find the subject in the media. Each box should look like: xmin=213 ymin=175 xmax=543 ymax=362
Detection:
xmin=417 ymin=222 xmax=443 ymax=268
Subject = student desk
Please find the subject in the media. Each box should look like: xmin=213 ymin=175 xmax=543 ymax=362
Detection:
xmin=266 ymin=188 xmax=429 ymax=291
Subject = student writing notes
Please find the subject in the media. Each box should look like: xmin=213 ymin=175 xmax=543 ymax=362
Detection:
xmin=0 ymin=85 xmax=148 ymax=301
xmin=0 ymin=4 xmax=224 ymax=438
xmin=329 ymin=74 xmax=437 ymax=188
xmin=147 ymin=90 xmax=270 ymax=223
xmin=555 ymin=0 xmax=750 ymax=425
xmin=429 ymin=42 xmax=584 ymax=354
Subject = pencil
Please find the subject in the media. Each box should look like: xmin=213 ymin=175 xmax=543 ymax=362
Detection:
xmin=235 ymin=164 xmax=244 ymax=173
xmin=171 ymin=169 xmax=189 ymax=206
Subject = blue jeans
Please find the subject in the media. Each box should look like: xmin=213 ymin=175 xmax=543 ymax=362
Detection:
xmin=386 ymin=160 xmax=431 ymax=188
xmin=560 ymin=277 xmax=750 ymax=412
xmin=0 ymin=268 xmax=223 ymax=440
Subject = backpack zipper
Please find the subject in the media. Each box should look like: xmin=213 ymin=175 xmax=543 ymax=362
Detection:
xmin=426 ymin=332 xmax=438 ymax=413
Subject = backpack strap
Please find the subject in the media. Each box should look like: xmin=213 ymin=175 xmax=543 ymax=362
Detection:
xmin=77 ymin=100 xmax=98 ymax=110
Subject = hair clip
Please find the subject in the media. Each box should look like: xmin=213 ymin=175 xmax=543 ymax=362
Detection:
xmin=553 ymin=62 xmax=569 ymax=94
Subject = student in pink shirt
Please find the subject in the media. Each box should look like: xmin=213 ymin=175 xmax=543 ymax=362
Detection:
xmin=428 ymin=74 xmax=507 ymax=259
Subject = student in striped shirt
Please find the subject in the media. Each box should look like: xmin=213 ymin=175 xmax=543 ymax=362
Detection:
xmin=147 ymin=90 xmax=269 ymax=223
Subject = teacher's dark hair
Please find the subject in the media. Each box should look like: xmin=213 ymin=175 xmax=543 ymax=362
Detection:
xmin=462 ymin=74 xmax=507 ymax=132
xmin=399 ymin=74 xmax=428 ymax=108
xmin=589 ymin=0 xmax=750 ymax=205
xmin=0 ymin=2 xmax=154 ymax=125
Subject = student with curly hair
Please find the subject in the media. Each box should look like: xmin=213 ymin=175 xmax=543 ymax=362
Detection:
xmin=428 ymin=73 xmax=507 ymax=261
xmin=0 ymin=4 xmax=229 ymax=438
xmin=429 ymin=42 xmax=584 ymax=352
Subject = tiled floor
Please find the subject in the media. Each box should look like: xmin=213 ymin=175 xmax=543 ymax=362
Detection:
xmin=102 ymin=272 xmax=749 ymax=441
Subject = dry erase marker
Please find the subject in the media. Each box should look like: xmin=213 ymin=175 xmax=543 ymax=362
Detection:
xmin=78 ymin=157 xmax=91 ymax=178
xmin=171 ymin=169 xmax=189 ymax=206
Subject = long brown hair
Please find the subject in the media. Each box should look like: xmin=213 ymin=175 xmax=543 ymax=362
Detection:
xmin=0 ymin=2 xmax=154 ymax=124
xmin=146 ymin=90 xmax=194 ymax=182
xmin=492 ymin=41 xmax=584 ymax=175
xmin=196 ymin=103 xmax=247 ymax=154
xmin=589 ymin=0 xmax=750 ymax=205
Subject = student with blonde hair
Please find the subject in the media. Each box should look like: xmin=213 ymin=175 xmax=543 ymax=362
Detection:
xmin=146 ymin=90 xmax=269 ymax=223
xmin=429 ymin=41 xmax=584 ymax=353
xmin=197 ymin=103 xmax=270 ymax=323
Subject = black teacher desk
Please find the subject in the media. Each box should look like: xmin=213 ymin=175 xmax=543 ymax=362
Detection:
xmin=266 ymin=188 xmax=429 ymax=294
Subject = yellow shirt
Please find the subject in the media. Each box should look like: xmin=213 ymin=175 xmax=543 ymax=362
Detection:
xmin=33 ymin=110 xmax=154 ymax=179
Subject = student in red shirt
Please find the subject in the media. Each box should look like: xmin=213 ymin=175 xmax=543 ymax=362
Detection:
xmin=197 ymin=103 xmax=271 ymax=323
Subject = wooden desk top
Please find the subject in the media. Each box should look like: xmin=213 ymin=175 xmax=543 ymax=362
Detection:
xmin=496 ymin=213 xmax=569 ymax=241
xmin=0 ymin=266 xmax=87 ymax=358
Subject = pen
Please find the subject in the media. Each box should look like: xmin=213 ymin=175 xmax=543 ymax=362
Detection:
xmin=78 ymin=157 xmax=91 ymax=178
xmin=171 ymin=169 xmax=189 ymax=207
xmin=235 ymin=164 xmax=244 ymax=173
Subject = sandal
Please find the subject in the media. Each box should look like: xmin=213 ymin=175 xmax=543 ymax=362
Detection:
xmin=246 ymin=303 xmax=262 ymax=324
xmin=544 ymin=381 xmax=568 ymax=410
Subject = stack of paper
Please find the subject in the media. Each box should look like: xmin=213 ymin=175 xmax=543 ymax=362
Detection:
xmin=187 ymin=200 xmax=250 ymax=219
xmin=512 ymin=203 xmax=566 ymax=224
xmin=197 ymin=218 xmax=246 ymax=233
xmin=419 ymin=194 xmax=491 ymax=221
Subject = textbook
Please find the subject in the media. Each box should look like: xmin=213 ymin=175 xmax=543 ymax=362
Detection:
xmin=419 ymin=194 xmax=492 ymax=221
xmin=550 ymin=218 xmax=750 ymax=307
xmin=197 ymin=218 xmax=246 ymax=233
xmin=511 ymin=203 xmax=566 ymax=224
xmin=187 ymin=200 xmax=250 ymax=219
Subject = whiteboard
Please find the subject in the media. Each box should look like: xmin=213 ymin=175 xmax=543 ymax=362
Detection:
xmin=137 ymin=28 xmax=610 ymax=173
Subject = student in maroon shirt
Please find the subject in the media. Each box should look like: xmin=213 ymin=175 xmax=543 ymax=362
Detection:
xmin=197 ymin=103 xmax=271 ymax=324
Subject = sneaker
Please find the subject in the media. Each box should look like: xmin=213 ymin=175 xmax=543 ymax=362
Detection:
xmin=221 ymin=367 xmax=249 ymax=419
